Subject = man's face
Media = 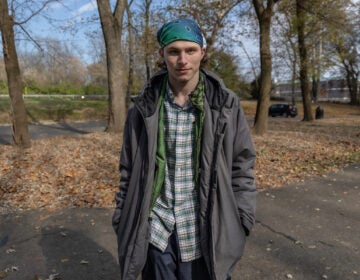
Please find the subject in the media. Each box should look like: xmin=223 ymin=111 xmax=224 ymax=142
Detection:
xmin=160 ymin=40 xmax=205 ymax=85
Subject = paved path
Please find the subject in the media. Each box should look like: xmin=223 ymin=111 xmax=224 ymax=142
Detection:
xmin=0 ymin=121 xmax=107 ymax=145
xmin=0 ymin=164 xmax=359 ymax=279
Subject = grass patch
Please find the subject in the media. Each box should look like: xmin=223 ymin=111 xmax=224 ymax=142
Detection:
xmin=0 ymin=97 xmax=108 ymax=124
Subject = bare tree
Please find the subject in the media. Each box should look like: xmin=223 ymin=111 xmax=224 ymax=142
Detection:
xmin=252 ymin=0 xmax=280 ymax=135
xmin=167 ymin=0 xmax=244 ymax=58
xmin=87 ymin=62 xmax=107 ymax=85
xmin=20 ymin=38 xmax=87 ymax=93
xmin=296 ymin=0 xmax=313 ymax=121
xmin=0 ymin=59 xmax=6 ymax=82
xmin=239 ymin=40 xmax=260 ymax=93
xmin=125 ymin=0 xmax=135 ymax=109
xmin=86 ymin=30 xmax=108 ymax=87
xmin=97 ymin=0 xmax=127 ymax=133
xmin=272 ymin=1 xmax=299 ymax=104
xmin=0 ymin=0 xmax=29 ymax=147
xmin=329 ymin=1 xmax=359 ymax=105
xmin=334 ymin=27 xmax=359 ymax=105
xmin=274 ymin=0 xmax=358 ymax=108
xmin=140 ymin=0 xmax=152 ymax=81
xmin=0 ymin=0 xmax=60 ymax=147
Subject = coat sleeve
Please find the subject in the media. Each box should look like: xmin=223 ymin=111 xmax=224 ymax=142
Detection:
xmin=112 ymin=107 xmax=136 ymax=234
xmin=232 ymin=102 xmax=257 ymax=236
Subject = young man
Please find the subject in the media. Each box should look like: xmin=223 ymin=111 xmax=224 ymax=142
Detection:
xmin=112 ymin=18 xmax=257 ymax=280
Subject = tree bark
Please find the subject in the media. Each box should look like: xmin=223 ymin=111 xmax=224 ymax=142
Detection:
xmin=311 ymin=75 xmax=320 ymax=103
xmin=125 ymin=0 xmax=134 ymax=109
xmin=291 ymin=61 xmax=296 ymax=104
xmin=144 ymin=0 xmax=152 ymax=81
xmin=253 ymin=0 xmax=276 ymax=135
xmin=345 ymin=70 xmax=359 ymax=105
xmin=296 ymin=0 xmax=313 ymax=121
xmin=0 ymin=0 xmax=30 ymax=147
xmin=97 ymin=0 xmax=127 ymax=133
xmin=336 ymin=41 xmax=359 ymax=105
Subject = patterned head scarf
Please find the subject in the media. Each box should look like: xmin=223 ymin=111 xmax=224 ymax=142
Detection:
xmin=157 ymin=18 xmax=206 ymax=48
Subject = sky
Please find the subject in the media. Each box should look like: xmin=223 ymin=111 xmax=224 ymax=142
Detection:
xmin=21 ymin=0 xmax=100 ymax=63
xmin=35 ymin=0 xmax=98 ymax=32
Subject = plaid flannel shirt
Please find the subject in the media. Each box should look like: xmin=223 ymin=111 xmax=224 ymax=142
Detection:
xmin=149 ymin=84 xmax=202 ymax=262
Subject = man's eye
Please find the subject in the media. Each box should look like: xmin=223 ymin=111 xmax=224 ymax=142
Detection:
xmin=169 ymin=50 xmax=179 ymax=55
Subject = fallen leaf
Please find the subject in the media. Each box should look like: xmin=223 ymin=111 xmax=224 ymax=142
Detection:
xmin=0 ymin=271 xmax=8 ymax=279
xmin=6 ymin=248 xmax=16 ymax=254
xmin=48 ymin=273 xmax=60 ymax=280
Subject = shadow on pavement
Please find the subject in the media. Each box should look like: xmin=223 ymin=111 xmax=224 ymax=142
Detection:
xmin=0 ymin=121 xmax=106 ymax=145
xmin=39 ymin=227 xmax=119 ymax=280
xmin=0 ymin=208 xmax=119 ymax=280
xmin=33 ymin=122 xmax=90 ymax=136
xmin=0 ymin=135 xmax=11 ymax=145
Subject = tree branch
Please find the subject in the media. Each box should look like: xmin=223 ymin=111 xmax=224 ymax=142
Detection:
xmin=15 ymin=0 xmax=60 ymax=25
xmin=18 ymin=24 xmax=44 ymax=51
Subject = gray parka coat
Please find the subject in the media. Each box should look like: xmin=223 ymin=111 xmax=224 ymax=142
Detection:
xmin=112 ymin=69 xmax=257 ymax=280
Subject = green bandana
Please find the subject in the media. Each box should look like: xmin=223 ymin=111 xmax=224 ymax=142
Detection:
xmin=157 ymin=18 xmax=205 ymax=48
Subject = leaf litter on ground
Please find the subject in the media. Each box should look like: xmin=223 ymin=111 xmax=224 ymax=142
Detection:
xmin=0 ymin=115 xmax=359 ymax=213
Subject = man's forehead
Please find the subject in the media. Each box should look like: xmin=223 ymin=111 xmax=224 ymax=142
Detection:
xmin=164 ymin=40 xmax=202 ymax=49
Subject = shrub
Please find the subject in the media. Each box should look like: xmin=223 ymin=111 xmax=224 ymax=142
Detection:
xmin=84 ymin=83 xmax=107 ymax=95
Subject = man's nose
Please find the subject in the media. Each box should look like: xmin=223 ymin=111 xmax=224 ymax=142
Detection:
xmin=178 ymin=52 xmax=187 ymax=64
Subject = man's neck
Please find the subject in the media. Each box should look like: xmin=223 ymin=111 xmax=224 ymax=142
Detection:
xmin=168 ymin=75 xmax=199 ymax=107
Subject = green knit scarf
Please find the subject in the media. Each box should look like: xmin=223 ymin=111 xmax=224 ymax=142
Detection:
xmin=149 ymin=74 xmax=205 ymax=212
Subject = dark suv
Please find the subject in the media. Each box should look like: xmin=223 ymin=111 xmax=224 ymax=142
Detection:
xmin=268 ymin=103 xmax=297 ymax=117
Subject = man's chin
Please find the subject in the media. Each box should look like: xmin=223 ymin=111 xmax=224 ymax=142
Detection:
xmin=172 ymin=75 xmax=191 ymax=83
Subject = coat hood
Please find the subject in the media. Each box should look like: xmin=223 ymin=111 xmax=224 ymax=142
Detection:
xmin=133 ymin=69 xmax=231 ymax=117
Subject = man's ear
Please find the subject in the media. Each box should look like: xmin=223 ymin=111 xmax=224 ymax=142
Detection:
xmin=201 ymin=47 xmax=206 ymax=58
xmin=159 ymin=48 xmax=164 ymax=58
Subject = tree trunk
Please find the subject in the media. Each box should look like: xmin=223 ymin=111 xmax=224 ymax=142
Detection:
xmin=311 ymin=75 xmax=320 ymax=103
xmin=125 ymin=1 xmax=134 ymax=109
xmin=253 ymin=0 xmax=275 ymax=135
xmin=342 ymin=58 xmax=359 ymax=105
xmin=97 ymin=0 xmax=126 ymax=133
xmin=337 ymin=42 xmax=359 ymax=106
xmin=144 ymin=0 xmax=152 ymax=81
xmin=0 ymin=0 xmax=30 ymax=147
xmin=291 ymin=61 xmax=296 ymax=104
xmin=296 ymin=0 xmax=313 ymax=121
xmin=346 ymin=73 xmax=359 ymax=105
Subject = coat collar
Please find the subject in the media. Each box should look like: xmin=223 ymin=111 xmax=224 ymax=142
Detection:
xmin=134 ymin=69 xmax=230 ymax=118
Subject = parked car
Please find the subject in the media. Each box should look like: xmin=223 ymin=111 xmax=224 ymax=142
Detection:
xmin=268 ymin=103 xmax=297 ymax=117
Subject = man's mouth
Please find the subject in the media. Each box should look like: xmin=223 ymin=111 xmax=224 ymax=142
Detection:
xmin=177 ymin=68 xmax=189 ymax=73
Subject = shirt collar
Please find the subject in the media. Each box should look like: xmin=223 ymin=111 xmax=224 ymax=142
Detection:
xmin=165 ymin=82 xmax=194 ymax=110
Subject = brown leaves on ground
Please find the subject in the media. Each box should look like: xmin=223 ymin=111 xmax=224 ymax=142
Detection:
xmin=0 ymin=115 xmax=359 ymax=213
xmin=254 ymin=116 xmax=360 ymax=189
xmin=0 ymin=133 xmax=121 ymax=213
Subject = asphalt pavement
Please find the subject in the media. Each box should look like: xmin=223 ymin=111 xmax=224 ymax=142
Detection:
xmin=0 ymin=121 xmax=107 ymax=145
xmin=0 ymin=164 xmax=359 ymax=279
